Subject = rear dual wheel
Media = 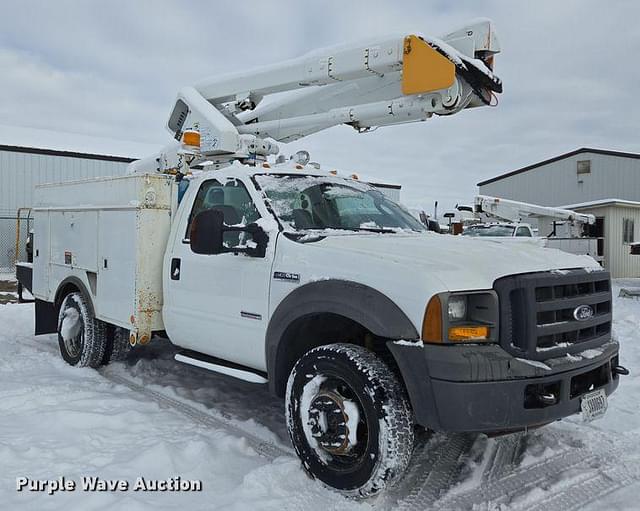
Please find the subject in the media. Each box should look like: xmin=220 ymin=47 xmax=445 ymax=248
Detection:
xmin=103 ymin=325 xmax=132 ymax=364
xmin=57 ymin=291 xmax=106 ymax=368
xmin=57 ymin=291 xmax=131 ymax=367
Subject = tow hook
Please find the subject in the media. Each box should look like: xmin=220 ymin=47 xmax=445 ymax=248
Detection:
xmin=613 ymin=365 xmax=630 ymax=376
xmin=538 ymin=392 xmax=557 ymax=406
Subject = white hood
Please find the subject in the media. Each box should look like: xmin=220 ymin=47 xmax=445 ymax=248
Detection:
xmin=315 ymin=232 xmax=600 ymax=291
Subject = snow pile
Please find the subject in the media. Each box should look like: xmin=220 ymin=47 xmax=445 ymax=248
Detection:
xmin=59 ymin=307 xmax=81 ymax=342
xmin=298 ymin=374 xmax=330 ymax=464
xmin=1 ymin=280 xmax=640 ymax=509
xmin=0 ymin=271 xmax=17 ymax=282
xmin=0 ymin=304 xmax=368 ymax=510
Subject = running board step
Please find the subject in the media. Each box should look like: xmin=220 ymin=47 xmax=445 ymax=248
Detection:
xmin=175 ymin=350 xmax=268 ymax=384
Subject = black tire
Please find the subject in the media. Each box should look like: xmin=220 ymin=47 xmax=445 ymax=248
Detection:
xmin=57 ymin=291 xmax=107 ymax=368
xmin=102 ymin=326 xmax=132 ymax=365
xmin=286 ymin=343 xmax=414 ymax=498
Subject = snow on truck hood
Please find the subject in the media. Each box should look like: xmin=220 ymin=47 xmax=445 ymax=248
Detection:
xmin=313 ymin=232 xmax=601 ymax=291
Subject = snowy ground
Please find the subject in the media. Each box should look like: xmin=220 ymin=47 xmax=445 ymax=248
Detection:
xmin=0 ymin=276 xmax=32 ymax=304
xmin=1 ymin=282 xmax=639 ymax=510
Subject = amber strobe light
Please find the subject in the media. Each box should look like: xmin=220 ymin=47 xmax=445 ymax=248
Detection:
xmin=182 ymin=130 xmax=201 ymax=148
xmin=422 ymin=295 xmax=442 ymax=342
xmin=448 ymin=326 xmax=489 ymax=342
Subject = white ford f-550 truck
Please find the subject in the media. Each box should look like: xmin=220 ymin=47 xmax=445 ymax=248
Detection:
xmin=17 ymin=21 xmax=626 ymax=498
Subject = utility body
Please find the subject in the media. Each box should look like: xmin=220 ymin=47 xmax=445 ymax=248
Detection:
xmin=17 ymin=19 xmax=625 ymax=499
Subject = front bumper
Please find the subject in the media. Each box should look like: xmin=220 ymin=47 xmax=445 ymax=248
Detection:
xmin=388 ymin=340 xmax=621 ymax=433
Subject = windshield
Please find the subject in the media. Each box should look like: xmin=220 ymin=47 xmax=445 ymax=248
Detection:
xmin=254 ymin=174 xmax=425 ymax=232
xmin=462 ymin=225 xmax=515 ymax=237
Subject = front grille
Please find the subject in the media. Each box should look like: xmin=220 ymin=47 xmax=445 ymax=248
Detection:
xmin=494 ymin=269 xmax=612 ymax=361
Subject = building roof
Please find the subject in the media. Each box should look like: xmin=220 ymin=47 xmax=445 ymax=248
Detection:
xmin=0 ymin=124 xmax=162 ymax=163
xmin=0 ymin=125 xmax=402 ymax=188
xmin=562 ymin=198 xmax=640 ymax=210
xmin=477 ymin=147 xmax=640 ymax=187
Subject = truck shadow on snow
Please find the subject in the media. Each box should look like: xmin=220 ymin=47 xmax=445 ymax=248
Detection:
xmin=117 ymin=336 xmax=290 ymax=445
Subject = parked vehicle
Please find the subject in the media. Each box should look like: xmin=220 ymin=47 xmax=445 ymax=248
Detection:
xmin=462 ymin=222 xmax=535 ymax=237
xmin=16 ymin=19 xmax=626 ymax=499
xmin=464 ymin=196 xmax=602 ymax=260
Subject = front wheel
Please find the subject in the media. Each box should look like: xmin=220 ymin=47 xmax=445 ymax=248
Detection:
xmin=286 ymin=343 xmax=414 ymax=498
xmin=57 ymin=291 xmax=106 ymax=368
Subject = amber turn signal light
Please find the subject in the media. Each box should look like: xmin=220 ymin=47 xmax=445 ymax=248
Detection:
xmin=448 ymin=325 xmax=489 ymax=342
xmin=422 ymin=295 xmax=442 ymax=343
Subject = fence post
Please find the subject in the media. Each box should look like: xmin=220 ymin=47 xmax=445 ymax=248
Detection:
xmin=14 ymin=207 xmax=32 ymax=268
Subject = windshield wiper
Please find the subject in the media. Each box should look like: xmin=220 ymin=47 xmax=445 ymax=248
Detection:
xmin=353 ymin=227 xmax=398 ymax=233
xmin=318 ymin=225 xmax=399 ymax=233
xmin=283 ymin=232 xmax=326 ymax=243
xmin=284 ymin=226 xmax=406 ymax=238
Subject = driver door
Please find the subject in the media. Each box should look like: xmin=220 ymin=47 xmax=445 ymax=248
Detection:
xmin=165 ymin=177 xmax=274 ymax=370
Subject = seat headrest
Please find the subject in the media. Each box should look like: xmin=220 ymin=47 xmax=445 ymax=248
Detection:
xmin=210 ymin=205 xmax=241 ymax=226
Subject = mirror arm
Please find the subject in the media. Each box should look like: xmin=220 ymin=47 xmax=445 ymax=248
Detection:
xmin=221 ymin=224 xmax=268 ymax=258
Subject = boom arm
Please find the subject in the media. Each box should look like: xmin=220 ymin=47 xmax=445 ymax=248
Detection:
xmin=474 ymin=195 xmax=596 ymax=237
xmin=129 ymin=19 xmax=502 ymax=174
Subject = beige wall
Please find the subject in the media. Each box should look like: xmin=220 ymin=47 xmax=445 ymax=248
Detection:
xmin=576 ymin=204 xmax=640 ymax=278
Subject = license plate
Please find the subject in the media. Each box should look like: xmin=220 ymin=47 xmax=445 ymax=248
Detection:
xmin=581 ymin=388 xmax=608 ymax=422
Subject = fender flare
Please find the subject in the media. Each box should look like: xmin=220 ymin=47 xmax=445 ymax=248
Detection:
xmin=35 ymin=276 xmax=95 ymax=336
xmin=54 ymin=276 xmax=94 ymax=310
xmin=265 ymin=279 xmax=419 ymax=395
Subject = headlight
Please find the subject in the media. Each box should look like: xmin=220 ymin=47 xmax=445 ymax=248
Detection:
xmin=422 ymin=291 xmax=498 ymax=344
xmin=447 ymin=295 xmax=467 ymax=321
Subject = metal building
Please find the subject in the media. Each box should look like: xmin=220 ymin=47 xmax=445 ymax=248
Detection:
xmin=478 ymin=148 xmax=640 ymax=278
xmin=0 ymin=126 xmax=161 ymax=271
xmin=0 ymin=146 xmax=134 ymax=271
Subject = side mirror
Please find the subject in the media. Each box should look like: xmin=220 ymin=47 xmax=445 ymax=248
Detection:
xmin=190 ymin=209 xmax=225 ymax=255
xmin=190 ymin=209 xmax=269 ymax=257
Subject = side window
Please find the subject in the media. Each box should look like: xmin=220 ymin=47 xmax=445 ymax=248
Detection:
xmin=623 ymin=218 xmax=634 ymax=244
xmin=515 ymin=226 xmax=531 ymax=237
xmin=185 ymin=178 xmax=261 ymax=247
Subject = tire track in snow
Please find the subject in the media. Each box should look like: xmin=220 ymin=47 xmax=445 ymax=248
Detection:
xmin=437 ymin=434 xmax=638 ymax=510
xmin=377 ymin=433 xmax=441 ymax=508
xmin=482 ymin=432 xmax=527 ymax=482
xmin=389 ymin=433 xmax=476 ymax=510
xmin=513 ymin=461 xmax=640 ymax=511
xmin=102 ymin=371 xmax=294 ymax=460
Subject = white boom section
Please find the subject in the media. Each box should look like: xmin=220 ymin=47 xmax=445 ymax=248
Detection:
xmin=129 ymin=19 xmax=502 ymax=174
xmin=474 ymin=195 xmax=596 ymax=237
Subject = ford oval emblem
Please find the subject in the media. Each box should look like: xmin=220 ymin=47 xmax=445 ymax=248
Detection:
xmin=573 ymin=304 xmax=594 ymax=321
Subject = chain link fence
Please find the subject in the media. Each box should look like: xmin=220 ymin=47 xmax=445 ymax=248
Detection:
xmin=0 ymin=210 xmax=32 ymax=274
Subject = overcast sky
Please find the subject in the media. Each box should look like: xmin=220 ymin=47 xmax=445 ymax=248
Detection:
xmin=1 ymin=0 xmax=639 ymax=212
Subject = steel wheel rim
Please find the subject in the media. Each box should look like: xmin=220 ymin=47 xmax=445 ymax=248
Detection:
xmin=305 ymin=376 xmax=369 ymax=469
xmin=60 ymin=304 xmax=84 ymax=358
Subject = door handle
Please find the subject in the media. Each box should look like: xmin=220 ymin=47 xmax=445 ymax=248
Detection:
xmin=170 ymin=258 xmax=181 ymax=280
